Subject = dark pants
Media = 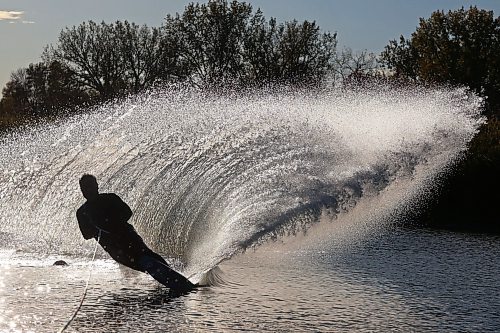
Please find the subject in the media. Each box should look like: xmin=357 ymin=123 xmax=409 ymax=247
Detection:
xmin=138 ymin=255 xmax=195 ymax=290
xmin=99 ymin=231 xmax=167 ymax=271
xmin=99 ymin=232 xmax=194 ymax=290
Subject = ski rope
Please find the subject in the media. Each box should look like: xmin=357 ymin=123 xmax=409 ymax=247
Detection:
xmin=59 ymin=230 xmax=101 ymax=333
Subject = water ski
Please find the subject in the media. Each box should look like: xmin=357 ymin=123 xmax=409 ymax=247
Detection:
xmin=140 ymin=256 xmax=196 ymax=291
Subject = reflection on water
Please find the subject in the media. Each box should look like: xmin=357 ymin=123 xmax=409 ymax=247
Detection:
xmin=1 ymin=228 xmax=499 ymax=332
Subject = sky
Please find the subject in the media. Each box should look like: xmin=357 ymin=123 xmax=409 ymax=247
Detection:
xmin=1 ymin=0 xmax=499 ymax=91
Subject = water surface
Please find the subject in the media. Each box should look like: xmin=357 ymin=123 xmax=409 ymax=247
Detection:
xmin=1 ymin=228 xmax=498 ymax=332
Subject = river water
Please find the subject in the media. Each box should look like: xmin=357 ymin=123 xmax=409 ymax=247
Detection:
xmin=1 ymin=227 xmax=499 ymax=332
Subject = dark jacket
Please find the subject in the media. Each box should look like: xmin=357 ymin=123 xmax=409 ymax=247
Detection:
xmin=76 ymin=193 xmax=163 ymax=271
xmin=77 ymin=193 xmax=133 ymax=238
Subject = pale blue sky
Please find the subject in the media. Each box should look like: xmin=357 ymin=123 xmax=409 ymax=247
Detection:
xmin=1 ymin=0 xmax=499 ymax=91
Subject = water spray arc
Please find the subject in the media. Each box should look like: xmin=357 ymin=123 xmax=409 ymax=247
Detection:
xmin=0 ymin=86 xmax=484 ymax=283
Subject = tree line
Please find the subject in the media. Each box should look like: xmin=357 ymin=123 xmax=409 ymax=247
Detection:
xmin=2 ymin=0 xmax=370 ymax=126
xmin=1 ymin=3 xmax=499 ymax=123
xmin=380 ymin=6 xmax=500 ymax=118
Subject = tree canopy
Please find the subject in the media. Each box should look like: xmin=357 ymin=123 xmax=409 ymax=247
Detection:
xmin=43 ymin=20 xmax=169 ymax=97
xmin=380 ymin=6 xmax=500 ymax=116
xmin=44 ymin=0 xmax=337 ymax=93
xmin=1 ymin=61 xmax=89 ymax=119
xmin=1 ymin=0 xmax=340 ymax=123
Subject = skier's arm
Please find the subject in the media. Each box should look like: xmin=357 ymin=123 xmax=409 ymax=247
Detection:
xmin=76 ymin=208 xmax=98 ymax=240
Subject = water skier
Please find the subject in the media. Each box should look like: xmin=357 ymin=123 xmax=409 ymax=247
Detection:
xmin=76 ymin=174 xmax=194 ymax=291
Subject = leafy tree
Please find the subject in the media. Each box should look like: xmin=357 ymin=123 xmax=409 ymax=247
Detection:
xmin=0 ymin=61 xmax=90 ymax=120
xmin=1 ymin=68 xmax=31 ymax=117
xmin=44 ymin=60 xmax=91 ymax=110
xmin=243 ymin=15 xmax=337 ymax=85
xmin=44 ymin=21 xmax=125 ymax=98
xmin=163 ymin=0 xmax=254 ymax=86
xmin=379 ymin=36 xmax=419 ymax=79
xmin=380 ymin=6 xmax=500 ymax=116
xmin=242 ymin=12 xmax=279 ymax=82
xmin=272 ymin=20 xmax=337 ymax=85
xmin=114 ymin=21 xmax=180 ymax=92
xmin=45 ymin=20 xmax=163 ymax=98
xmin=163 ymin=0 xmax=337 ymax=86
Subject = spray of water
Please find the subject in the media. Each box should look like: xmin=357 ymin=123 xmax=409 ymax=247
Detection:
xmin=0 ymin=85 xmax=484 ymax=282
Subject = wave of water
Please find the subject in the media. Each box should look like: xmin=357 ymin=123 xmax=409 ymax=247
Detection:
xmin=0 ymin=85 xmax=484 ymax=283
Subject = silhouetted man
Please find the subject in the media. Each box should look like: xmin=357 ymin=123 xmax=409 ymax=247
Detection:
xmin=76 ymin=174 xmax=194 ymax=291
